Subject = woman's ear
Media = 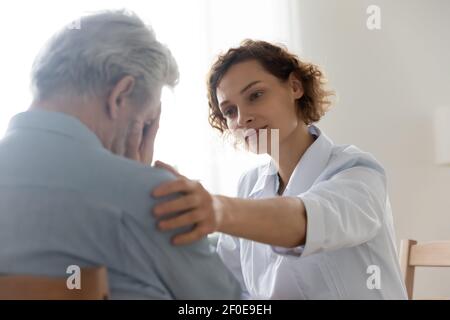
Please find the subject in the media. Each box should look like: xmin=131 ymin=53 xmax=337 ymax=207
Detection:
xmin=289 ymin=73 xmax=304 ymax=100
xmin=106 ymin=75 xmax=136 ymax=120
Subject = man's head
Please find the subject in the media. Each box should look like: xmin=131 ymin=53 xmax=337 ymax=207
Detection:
xmin=30 ymin=10 xmax=179 ymax=162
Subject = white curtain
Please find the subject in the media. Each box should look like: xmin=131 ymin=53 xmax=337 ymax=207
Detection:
xmin=0 ymin=0 xmax=300 ymax=196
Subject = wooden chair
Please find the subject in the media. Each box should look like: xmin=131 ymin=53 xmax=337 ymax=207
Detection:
xmin=399 ymin=239 xmax=450 ymax=300
xmin=0 ymin=266 xmax=109 ymax=300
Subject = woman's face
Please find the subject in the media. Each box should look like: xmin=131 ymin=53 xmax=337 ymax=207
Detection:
xmin=216 ymin=59 xmax=304 ymax=155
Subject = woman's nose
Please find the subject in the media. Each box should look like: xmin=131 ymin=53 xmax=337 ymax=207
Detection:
xmin=237 ymin=110 xmax=254 ymax=128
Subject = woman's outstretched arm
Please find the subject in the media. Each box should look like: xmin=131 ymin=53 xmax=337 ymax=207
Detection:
xmin=215 ymin=195 xmax=307 ymax=248
xmin=152 ymin=161 xmax=307 ymax=247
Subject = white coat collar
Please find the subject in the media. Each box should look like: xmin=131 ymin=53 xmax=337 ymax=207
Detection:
xmin=248 ymin=125 xmax=334 ymax=198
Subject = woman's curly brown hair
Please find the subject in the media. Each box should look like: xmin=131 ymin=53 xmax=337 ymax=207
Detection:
xmin=207 ymin=39 xmax=334 ymax=133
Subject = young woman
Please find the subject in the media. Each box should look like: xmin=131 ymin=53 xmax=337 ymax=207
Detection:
xmin=152 ymin=40 xmax=407 ymax=299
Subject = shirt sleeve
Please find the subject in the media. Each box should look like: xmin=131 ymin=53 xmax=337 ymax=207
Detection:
xmin=272 ymin=166 xmax=387 ymax=258
xmin=216 ymin=233 xmax=251 ymax=299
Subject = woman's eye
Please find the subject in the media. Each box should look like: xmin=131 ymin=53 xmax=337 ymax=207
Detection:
xmin=249 ymin=91 xmax=263 ymax=101
xmin=223 ymin=107 xmax=236 ymax=118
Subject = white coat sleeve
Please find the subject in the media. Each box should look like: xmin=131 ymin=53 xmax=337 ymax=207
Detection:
xmin=273 ymin=166 xmax=387 ymax=258
xmin=300 ymin=166 xmax=387 ymax=257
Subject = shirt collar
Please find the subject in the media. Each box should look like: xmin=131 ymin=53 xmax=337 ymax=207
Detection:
xmin=6 ymin=109 xmax=103 ymax=149
xmin=248 ymin=125 xmax=334 ymax=198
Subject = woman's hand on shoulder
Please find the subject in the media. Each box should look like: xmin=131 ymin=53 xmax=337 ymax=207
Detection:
xmin=152 ymin=160 xmax=225 ymax=245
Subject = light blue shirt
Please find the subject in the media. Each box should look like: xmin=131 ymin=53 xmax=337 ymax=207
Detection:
xmin=0 ymin=109 xmax=241 ymax=299
xmin=217 ymin=125 xmax=407 ymax=299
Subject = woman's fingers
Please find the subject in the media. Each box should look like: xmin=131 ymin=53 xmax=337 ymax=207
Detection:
xmin=158 ymin=208 xmax=204 ymax=231
xmin=172 ymin=225 xmax=212 ymax=245
xmin=151 ymin=174 xmax=221 ymax=246
xmin=154 ymin=193 xmax=200 ymax=217
xmin=152 ymin=177 xmax=196 ymax=197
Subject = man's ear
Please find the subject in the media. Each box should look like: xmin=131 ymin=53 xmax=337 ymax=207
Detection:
xmin=106 ymin=75 xmax=136 ymax=120
xmin=289 ymin=73 xmax=304 ymax=100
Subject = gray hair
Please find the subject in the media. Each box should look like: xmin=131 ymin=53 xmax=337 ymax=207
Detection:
xmin=31 ymin=10 xmax=179 ymax=105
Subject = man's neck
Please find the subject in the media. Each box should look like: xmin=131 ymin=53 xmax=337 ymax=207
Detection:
xmin=29 ymin=97 xmax=111 ymax=149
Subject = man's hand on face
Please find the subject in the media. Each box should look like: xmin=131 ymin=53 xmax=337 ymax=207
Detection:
xmin=125 ymin=107 xmax=161 ymax=165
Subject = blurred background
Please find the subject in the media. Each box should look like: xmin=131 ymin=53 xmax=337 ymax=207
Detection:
xmin=0 ymin=0 xmax=449 ymax=298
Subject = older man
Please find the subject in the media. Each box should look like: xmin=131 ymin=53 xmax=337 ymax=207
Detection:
xmin=0 ymin=10 xmax=240 ymax=299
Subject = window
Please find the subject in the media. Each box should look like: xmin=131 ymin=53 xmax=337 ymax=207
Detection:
xmin=0 ymin=0 xmax=299 ymax=195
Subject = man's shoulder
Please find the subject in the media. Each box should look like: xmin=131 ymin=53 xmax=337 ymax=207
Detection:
xmin=86 ymin=152 xmax=177 ymax=219
xmin=103 ymin=153 xmax=175 ymax=188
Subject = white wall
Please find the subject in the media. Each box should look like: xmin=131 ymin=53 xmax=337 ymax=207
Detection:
xmin=296 ymin=0 xmax=450 ymax=298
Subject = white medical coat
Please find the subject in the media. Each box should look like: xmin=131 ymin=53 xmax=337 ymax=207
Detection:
xmin=217 ymin=125 xmax=407 ymax=299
